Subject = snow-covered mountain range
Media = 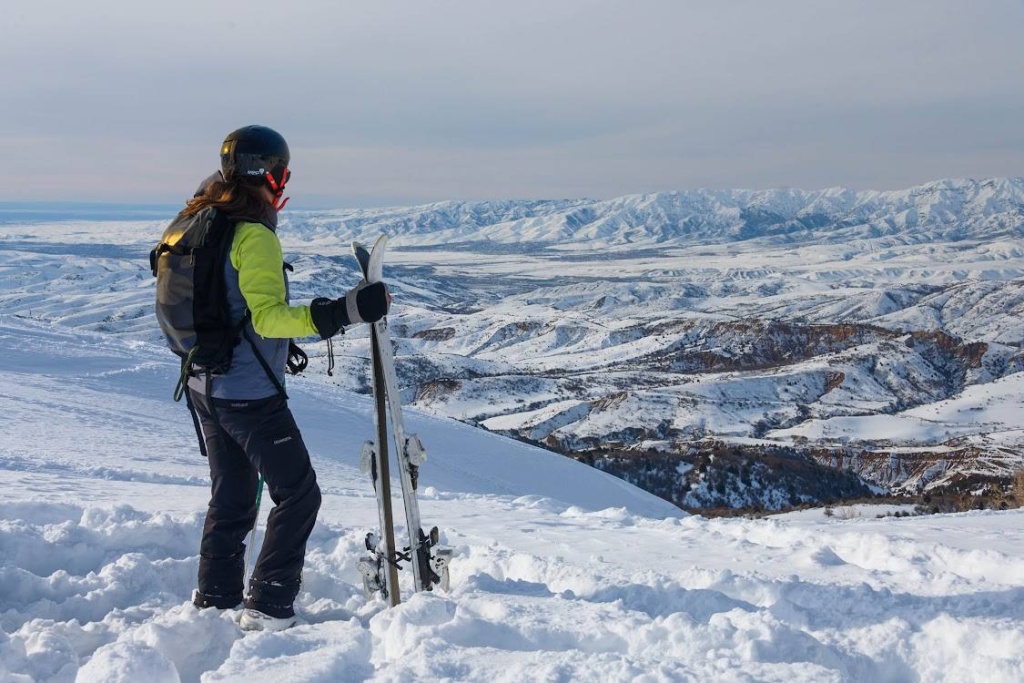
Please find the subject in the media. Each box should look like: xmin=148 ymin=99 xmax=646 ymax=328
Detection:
xmin=3 ymin=176 xmax=1024 ymax=504
xmin=282 ymin=176 xmax=1024 ymax=249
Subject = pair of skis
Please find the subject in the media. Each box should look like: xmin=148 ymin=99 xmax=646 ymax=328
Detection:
xmin=353 ymin=235 xmax=451 ymax=606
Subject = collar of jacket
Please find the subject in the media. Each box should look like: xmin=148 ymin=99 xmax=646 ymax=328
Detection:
xmin=228 ymin=205 xmax=278 ymax=231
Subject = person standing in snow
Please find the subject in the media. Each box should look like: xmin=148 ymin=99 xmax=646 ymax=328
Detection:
xmin=181 ymin=125 xmax=389 ymax=630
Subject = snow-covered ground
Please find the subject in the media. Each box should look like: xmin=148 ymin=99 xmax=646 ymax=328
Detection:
xmin=3 ymin=316 xmax=1024 ymax=682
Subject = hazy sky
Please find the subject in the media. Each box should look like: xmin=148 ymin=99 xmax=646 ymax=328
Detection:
xmin=2 ymin=1 xmax=1023 ymax=207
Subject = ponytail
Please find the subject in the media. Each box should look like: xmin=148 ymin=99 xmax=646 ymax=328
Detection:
xmin=183 ymin=179 xmax=269 ymax=219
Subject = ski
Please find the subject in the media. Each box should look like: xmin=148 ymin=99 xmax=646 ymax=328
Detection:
xmin=353 ymin=235 xmax=451 ymax=604
xmin=354 ymin=235 xmax=401 ymax=607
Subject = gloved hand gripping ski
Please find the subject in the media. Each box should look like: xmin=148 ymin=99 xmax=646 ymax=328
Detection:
xmin=309 ymin=281 xmax=390 ymax=339
xmin=352 ymin=235 xmax=451 ymax=606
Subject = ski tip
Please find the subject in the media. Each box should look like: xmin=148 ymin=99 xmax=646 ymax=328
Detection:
xmin=351 ymin=241 xmax=372 ymax=280
xmin=352 ymin=235 xmax=388 ymax=250
xmin=366 ymin=234 xmax=389 ymax=283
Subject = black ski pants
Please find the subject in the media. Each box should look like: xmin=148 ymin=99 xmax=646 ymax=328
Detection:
xmin=189 ymin=390 xmax=322 ymax=614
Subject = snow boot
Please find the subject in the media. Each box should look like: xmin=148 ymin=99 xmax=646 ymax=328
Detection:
xmin=239 ymin=607 xmax=298 ymax=632
xmin=192 ymin=589 xmax=242 ymax=610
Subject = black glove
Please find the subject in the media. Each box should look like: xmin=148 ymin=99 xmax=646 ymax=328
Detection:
xmin=351 ymin=281 xmax=390 ymax=323
xmin=286 ymin=342 xmax=308 ymax=375
xmin=310 ymin=282 xmax=390 ymax=339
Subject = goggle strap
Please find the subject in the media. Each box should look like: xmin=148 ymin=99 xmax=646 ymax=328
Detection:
xmin=266 ymin=171 xmax=282 ymax=192
xmin=265 ymin=168 xmax=289 ymax=211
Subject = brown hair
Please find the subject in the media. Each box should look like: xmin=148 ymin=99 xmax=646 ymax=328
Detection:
xmin=182 ymin=178 xmax=269 ymax=219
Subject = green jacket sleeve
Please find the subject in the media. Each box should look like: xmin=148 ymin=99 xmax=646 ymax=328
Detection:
xmin=231 ymin=221 xmax=319 ymax=339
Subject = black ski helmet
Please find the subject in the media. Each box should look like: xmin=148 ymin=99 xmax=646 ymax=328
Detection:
xmin=220 ymin=125 xmax=290 ymax=189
